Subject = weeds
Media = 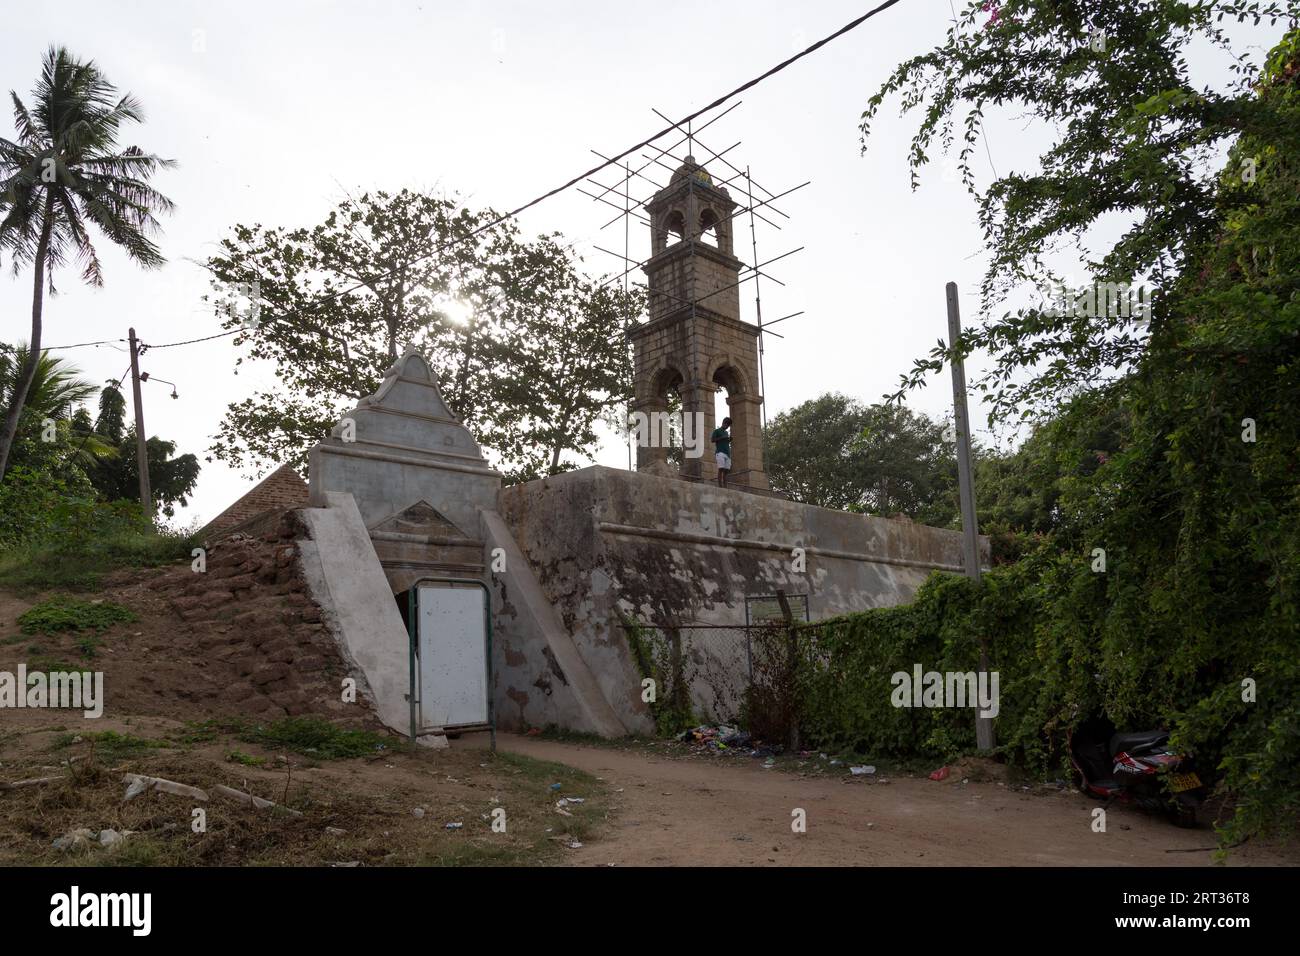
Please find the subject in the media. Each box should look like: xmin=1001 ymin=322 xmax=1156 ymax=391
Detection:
xmin=52 ymin=731 xmax=170 ymax=763
xmin=178 ymin=716 xmax=392 ymax=760
xmin=18 ymin=596 xmax=135 ymax=635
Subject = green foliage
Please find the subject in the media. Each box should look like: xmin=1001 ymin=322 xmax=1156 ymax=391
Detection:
xmin=26 ymin=653 xmax=82 ymax=673
xmin=865 ymin=0 xmax=1299 ymax=419
xmin=236 ymin=717 xmax=392 ymax=760
xmin=53 ymin=731 xmax=168 ymax=763
xmin=795 ymin=570 xmax=1038 ymax=763
xmin=225 ymin=750 xmax=267 ymax=767
xmin=621 ymin=618 xmax=697 ymax=735
xmin=0 ymin=497 xmax=196 ymax=591
xmin=0 ymin=354 xmax=199 ymax=549
xmin=766 ymin=393 xmax=959 ymax=524
xmin=854 ymin=6 xmax=1300 ymax=848
xmin=0 ymin=348 xmax=108 ymax=550
xmin=18 ymin=595 xmax=135 ymax=635
xmin=84 ymin=383 xmax=200 ymax=518
xmin=204 ymin=188 xmax=643 ymax=484
xmin=180 ymin=716 xmax=390 ymax=759
xmin=0 ymin=45 xmax=173 ymax=480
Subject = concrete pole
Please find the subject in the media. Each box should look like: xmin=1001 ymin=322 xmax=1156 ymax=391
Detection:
xmin=946 ymin=283 xmax=995 ymax=751
xmin=128 ymin=327 xmax=154 ymax=522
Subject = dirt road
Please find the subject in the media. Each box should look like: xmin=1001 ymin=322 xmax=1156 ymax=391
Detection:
xmin=491 ymin=735 xmax=1294 ymax=867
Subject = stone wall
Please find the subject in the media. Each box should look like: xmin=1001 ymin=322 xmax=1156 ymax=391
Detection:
xmin=152 ymin=512 xmax=359 ymax=722
xmin=493 ymin=466 xmax=987 ymax=733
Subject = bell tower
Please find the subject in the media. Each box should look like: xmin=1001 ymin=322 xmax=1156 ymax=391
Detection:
xmin=629 ymin=156 xmax=768 ymax=489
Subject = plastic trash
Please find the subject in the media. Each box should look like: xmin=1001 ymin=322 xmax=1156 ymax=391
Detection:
xmin=850 ymin=765 xmax=876 ymax=776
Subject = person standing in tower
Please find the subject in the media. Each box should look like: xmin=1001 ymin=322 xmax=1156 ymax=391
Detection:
xmin=712 ymin=417 xmax=732 ymax=487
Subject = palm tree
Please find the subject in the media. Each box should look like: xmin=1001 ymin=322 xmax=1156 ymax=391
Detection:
xmin=0 ymin=46 xmax=174 ymax=480
xmin=0 ymin=343 xmax=117 ymax=467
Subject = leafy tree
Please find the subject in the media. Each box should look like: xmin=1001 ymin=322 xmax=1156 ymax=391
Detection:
xmin=862 ymin=5 xmax=1300 ymax=847
xmin=865 ymin=0 xmax=1299 ymax=421
xmin=765 ymin=394 xmax=871 ymax=510
xmin=766 ymin=393 xmax=958 ymax=523
xmin=205 ymin=189 xmax=640 ymax=483
xmin=81 ymin=383 xmax=199 ymax=518
xmin=0 ymin=46 xmax=173 ymax=480
xmin=0 ymin=344 xmax=114 ymax=471
xmin=0 ymin=345 xmax=104 ymax=547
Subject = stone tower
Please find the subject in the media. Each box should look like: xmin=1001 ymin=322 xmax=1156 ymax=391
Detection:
xmin=629 ymin=156 xmax=768 ymax=489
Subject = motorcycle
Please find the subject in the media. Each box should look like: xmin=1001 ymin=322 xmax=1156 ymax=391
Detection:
xmin=1068 ymin=715 xmax=1206 ymax=828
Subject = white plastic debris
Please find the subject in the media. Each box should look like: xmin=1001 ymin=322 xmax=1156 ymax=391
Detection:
xmin=52 ymin=828 xmax=95 ymax=852
xmin=98 ymin=828 xmax=130 ymax=847
xmin=850 ymin=765 xmax=877 ymax=776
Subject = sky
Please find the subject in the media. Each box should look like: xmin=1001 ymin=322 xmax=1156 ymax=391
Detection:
xmin=0 ymin=0 xmax=1274 ymax=525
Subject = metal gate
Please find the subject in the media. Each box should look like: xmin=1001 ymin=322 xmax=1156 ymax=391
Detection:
xmin=406 ymin=577 xmax=495 ymax=748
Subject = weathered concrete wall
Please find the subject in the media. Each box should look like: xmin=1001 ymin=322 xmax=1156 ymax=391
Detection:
xmin=494 ymin=466 xmax=987 ymax=731
xmin=480 ymin=510 xmax=626 ymax=737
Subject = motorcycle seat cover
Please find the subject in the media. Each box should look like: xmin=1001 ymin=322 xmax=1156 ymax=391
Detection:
xmin=1109 ymin=729 xmax=1169 ymax=755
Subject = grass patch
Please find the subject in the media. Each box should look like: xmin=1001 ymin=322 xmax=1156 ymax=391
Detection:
xmin=242 ymin=717 xmax=394 ymax=759
xmin=225 ymin=750 xmax=267 ymax=767
xmin=172 ymin=718 xmax=244 ymax=746
xmin=18 ymin=596 xmax=135 ymax=636
xmin=52 ymin=730 xmax=170 ymax=763
xmin=0 ymin=526 xmax=197 ymax=593
xmin=177 ymin=716 xmax=393 ymax=760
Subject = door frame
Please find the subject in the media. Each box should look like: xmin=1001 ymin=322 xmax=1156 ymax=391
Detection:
xmin=406 ymin=577 xmax=495 ymax=751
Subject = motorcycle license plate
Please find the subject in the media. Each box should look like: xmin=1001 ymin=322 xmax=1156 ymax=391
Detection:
xmin=1169 ymin=772 xmax=1202 ymax=792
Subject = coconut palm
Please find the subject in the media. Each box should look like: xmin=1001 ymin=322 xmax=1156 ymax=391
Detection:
xmin=0 ymin=343 xmax=117 ymax=467
xmin=0 ymin=46 xmax=174 ymax=480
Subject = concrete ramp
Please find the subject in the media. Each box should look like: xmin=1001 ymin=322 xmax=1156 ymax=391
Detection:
xmin=481 ymin=509 xmax=627 ymax=738
xmin=298 ymin=492 xmax=411 ymax=734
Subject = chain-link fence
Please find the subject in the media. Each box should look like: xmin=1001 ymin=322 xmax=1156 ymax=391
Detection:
xmin=619 ymin=622 xmax=802 ymax=739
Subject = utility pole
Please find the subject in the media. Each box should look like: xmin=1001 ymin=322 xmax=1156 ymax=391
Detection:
xmin=946 ymin=283 xmax=994 ymax=751
xmin=127 ymin=327 xmax=153 ymax=522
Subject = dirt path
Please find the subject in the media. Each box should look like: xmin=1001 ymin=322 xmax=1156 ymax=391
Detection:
xmin=488 ymin=735 xmax=1294 ymax=867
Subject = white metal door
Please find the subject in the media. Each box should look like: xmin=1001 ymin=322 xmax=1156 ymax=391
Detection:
xmin=417 ymin=584 xmax=488 ymax=729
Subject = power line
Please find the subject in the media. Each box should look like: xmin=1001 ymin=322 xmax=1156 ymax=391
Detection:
xmin=139 ymin=328 xmax=241 ymax=351
xmin=21 ymin=2 xmax=907 ymax=362
xmin=245 ymin=0 xmax=906 ymax=313
xmin=1 ymin=337 xmax=126 ymax=352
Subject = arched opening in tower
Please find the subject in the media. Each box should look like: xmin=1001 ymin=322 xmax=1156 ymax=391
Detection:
xmin=665 ymin=209 xmax=686 ymax=244
xmin=634 ymin=365 xmax=688 ymax=473
xmin=699 ymin=207 xmax=720 ymax=249
xmin=712 ymin=364 xmax=752 ymax=485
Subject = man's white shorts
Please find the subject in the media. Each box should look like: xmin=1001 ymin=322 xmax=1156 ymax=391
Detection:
xmin=715 ymin=452 xmax=732 ymax=470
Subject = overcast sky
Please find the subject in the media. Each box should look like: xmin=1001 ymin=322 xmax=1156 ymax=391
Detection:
xmin=1 ymin=1 xmax=1269 ymax=525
